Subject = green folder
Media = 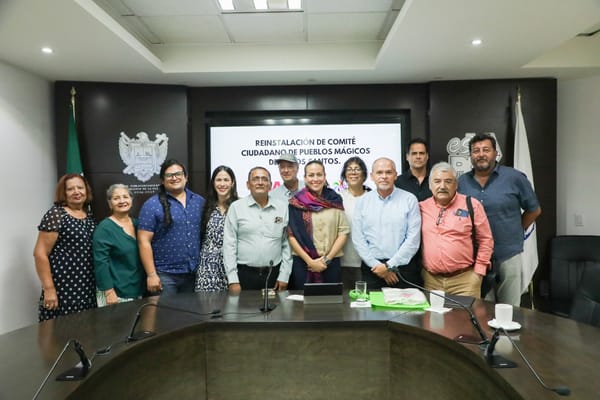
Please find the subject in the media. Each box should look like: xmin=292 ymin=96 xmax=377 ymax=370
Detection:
xmin=368 ymin=291 xmax=430 ymax=310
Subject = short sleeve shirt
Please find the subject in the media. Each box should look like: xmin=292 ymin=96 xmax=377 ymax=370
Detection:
xmin=138 ymin=189 xmax=205 ymax=273
xmin=458 ymin=165 xmax=539 ymax=262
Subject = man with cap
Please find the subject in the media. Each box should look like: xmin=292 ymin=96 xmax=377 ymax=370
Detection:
xmin=271 ymin=151 xmax=304 ymax=202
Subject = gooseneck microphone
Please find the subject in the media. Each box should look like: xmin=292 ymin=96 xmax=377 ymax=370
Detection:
xmin=395 ymin=268 xmax=489 ymax=345
xmin=32 ymin=339 xmax=92 ymax=399
xmin=498 ymin=327 xmax=571 ymax=396
xmin=484 ymin=329 xmax=517 ymax=368
xmin=56 ymin=339 xmax=92 ymax=381
xmin=260 ymin=261 xmax=277 ymax=313
xmin=127 ymin=302 xmax=222 ymax=342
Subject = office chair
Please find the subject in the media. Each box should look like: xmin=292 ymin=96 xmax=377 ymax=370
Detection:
xmin=549 ymin=235 xmax=600 ymax=317
xmin=569 ymin=264 xmax=600 ymax=327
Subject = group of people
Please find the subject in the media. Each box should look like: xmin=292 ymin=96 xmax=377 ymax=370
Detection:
xmin=395 ymin=135 xmax=540 ymax=306
xmin=33 ymin=133 xmax=540 ymax=321
xmin=33 ymin=160 xmax=209 ymax=321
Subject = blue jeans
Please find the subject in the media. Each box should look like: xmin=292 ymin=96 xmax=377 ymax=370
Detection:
xmin=157 ymin=272 xmax=195 ymax=296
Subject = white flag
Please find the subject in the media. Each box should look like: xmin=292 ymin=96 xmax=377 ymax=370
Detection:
xmin=514 ymin=96 xmax=538 ymax=294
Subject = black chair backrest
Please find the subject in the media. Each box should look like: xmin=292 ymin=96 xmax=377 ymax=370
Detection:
xmin=569 ymin=264 xmax=600 ymax=327
xmin=549 ymin=235 xmax=600 ymax=317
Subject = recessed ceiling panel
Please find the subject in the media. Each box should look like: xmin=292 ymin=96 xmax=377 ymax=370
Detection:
xmin=306 ymin=0 xmax=393 ymax=13
xmin=141 ymin=16 xmax=230 ymax=44
xmin=121 ymin=0 xmax=219 ymax=16
xmin=222 ymin=13 xmax=305 ymax=43
xmin=309 ymin=13 xmax=388 ymax=41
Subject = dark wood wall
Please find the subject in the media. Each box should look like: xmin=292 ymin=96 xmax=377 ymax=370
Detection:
xmin=188 ymin=84 xmax=428 ymax=191
xmin=428 ymin=79 xmax=557 ymax=303
xmin=54 ymin=79 xmax=556 ymax=308
xmin=54 ymin=82 xmax=188 ymax=218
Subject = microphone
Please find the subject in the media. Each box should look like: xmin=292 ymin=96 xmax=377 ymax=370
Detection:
xmin=127 ymin=302 xmax=222 ymax=342
xmin=484 ymin=329 xmax=517 ymax=368
xmin=55 ymin=339 xmax=92 ymax=381
xmin=260 ymin=261 xmax=276 ymax=312
xmin=498 ymin=327 xmax=571 ymax=396
xmin=395 ymin=268 xmax=489 ymax=345
xmin=32 ymin=338 xmax=92 ymax=399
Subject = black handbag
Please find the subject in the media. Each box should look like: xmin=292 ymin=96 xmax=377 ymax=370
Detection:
xmin=466 ymin=196 xmax=497 ymax=298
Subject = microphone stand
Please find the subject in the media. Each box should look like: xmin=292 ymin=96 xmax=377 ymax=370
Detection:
xmin=32 ymin=339 xmax=92 ymax=399
xmin=127 ymin=302 xmax=222 ymax=342
xmin=55 ymin=339 xmax=92 ymax=381
xmin=498 ymin=327 xmax=571 ymax=396
xmin=484 ymin=329 xmax=517 ymax=368
xmin=260 ymin=261 xmax=276 ymax=312
xmin=395 ymin=269 xmax=489 ymax=345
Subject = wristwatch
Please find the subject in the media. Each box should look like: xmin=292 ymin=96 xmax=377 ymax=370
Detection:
xmin=324 ymin=256 xmax=332 ymax=265
xmin=385 ymin=262 xmax=393 ymax=271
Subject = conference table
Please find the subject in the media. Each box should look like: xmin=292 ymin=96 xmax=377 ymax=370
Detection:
xmin=1 ymin=291 xmax=598 ymax=399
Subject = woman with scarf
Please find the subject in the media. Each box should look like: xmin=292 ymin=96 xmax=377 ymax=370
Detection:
xmin=287 ymin=160 xmax=350 ymax=289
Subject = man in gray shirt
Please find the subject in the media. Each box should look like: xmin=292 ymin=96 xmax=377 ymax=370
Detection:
xmin=223 ymin=167 xmax=292 ymax=294
xmin=270 ymin=151 xmax=303 ymax=201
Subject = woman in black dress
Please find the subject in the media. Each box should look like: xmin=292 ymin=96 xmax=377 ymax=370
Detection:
xmin=33 ymin=174 xmax=96 ymax=321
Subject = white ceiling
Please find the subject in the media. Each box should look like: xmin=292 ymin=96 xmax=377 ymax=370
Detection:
xmin=1 ymin=0 xmax=599 ymax=86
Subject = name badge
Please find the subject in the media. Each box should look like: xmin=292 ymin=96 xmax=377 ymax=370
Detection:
xmin=455 ymin=209 xmax=468 ymax=217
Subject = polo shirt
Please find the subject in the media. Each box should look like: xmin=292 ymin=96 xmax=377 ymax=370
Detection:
xmin=395 ymin=170 xmax=432 ymax=202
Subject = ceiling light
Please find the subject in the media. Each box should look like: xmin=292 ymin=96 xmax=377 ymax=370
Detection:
xmin=41 ymin=47 xmax=53 ymax=54
xmin=254 ymin=0 xmax=268 ymax=10
xmin=218 ymin=0 xmax=235 ymax=11
xmin=288 ymin=0 xmax=302 ymax=9
xmin=471 ymin=39 xmax=482 ymax=46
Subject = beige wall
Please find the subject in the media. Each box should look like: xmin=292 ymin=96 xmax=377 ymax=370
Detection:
xmin=557 ymin=76 xmax=600 ymax=235
xmin=0 ymin=61 xmax=54 ymax=333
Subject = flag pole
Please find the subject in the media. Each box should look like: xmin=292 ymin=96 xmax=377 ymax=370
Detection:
xmin=66 ymin=87 xmax=84 ymax=175
xmin=514 ymin=87 xmax=538 ymax=310
xmin=71 ymin=87 xmax=76 ymax=120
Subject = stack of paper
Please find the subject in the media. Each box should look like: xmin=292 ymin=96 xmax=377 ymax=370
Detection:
xmin=381 ymin=288 xmax=427 ymax=305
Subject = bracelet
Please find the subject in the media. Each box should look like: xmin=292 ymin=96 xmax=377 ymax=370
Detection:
xmin=147 ymin=272 xmax=158 ymax=278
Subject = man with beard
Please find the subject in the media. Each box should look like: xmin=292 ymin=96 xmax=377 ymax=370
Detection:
xmin=458 ymin=134 xmax=541 ymax=306
xmin=420 ymin=162 xmax=493 ymax=297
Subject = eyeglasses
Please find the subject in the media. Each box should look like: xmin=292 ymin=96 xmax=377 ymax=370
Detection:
xmin=164 ymin=171 xmax=184 ymax=179
xmin=345 ymin=167 xmax=362 ymax=174
xmin=436 ymin=208 xmax=446 ymax=225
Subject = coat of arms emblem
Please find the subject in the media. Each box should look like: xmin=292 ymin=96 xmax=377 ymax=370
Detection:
xmin=119 ymin=132 xmax=169 ymax=182
xmin=446 ymin=132 xmax=502 ymax=177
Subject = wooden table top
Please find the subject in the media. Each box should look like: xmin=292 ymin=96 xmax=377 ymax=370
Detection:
xmin=2 ymin=291 xmax=597 ymax=399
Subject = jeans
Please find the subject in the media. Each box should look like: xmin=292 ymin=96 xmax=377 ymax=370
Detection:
xmin=157 ymin=272 xmax=195 ymax=296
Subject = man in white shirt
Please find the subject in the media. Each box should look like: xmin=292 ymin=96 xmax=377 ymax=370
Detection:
xmin=223 ymin=167 xmax=292 ymax=294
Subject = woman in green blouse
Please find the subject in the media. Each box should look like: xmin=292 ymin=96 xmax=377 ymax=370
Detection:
xmin=93 ymin=184 xmax=144 ymax=306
